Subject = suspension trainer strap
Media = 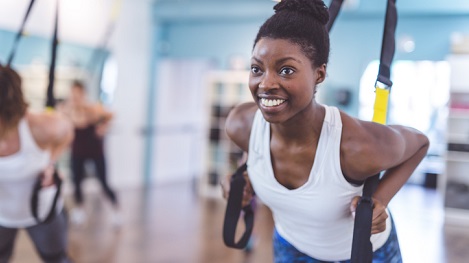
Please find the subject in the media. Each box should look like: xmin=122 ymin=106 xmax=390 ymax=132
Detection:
xmin=326 ymin=0 xmax=344 ymax=32
xmin=350 ymin=0 xmax=397 ymax=262
xmin=377 ymin=0 xmax=397 ymax=88
xmin=31 ymin=0 xmax=63 ymax=224
xmin=222 ymin=163 xmax=255 ymax=249
xmin=46 ymin=0 xmax=60 ymax=109
xmin=31 ymin=168 xmax=63 ymax=224
xmin=6 ymin=0 xmax=37 ymax=66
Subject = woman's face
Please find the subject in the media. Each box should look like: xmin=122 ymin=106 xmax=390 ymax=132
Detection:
xmin=249 ymin=38 xmax=325 ymax=124
xmin=70 ymin=86 xmax=85 ymax=104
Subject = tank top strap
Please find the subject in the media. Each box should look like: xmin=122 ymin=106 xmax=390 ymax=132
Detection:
xmin=18 ymin=117 xmax=43 ymax=154
xmin=320 ymin=105 xmax=349 ymax=185
xmin=249 ymin=110 xmax=265 ymax=154
xmin=322 ymin=105 xmax=342 ymax=128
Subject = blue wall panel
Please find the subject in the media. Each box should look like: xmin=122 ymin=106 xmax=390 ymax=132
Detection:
xmin=156 ymin=9 xmax=469 ymax=115
xmin=1 ymin=29 xmax=99 ymax=70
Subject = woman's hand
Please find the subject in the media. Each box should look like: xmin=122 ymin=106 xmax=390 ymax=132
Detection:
xmin=220 ymin=171 xmax=254 ymax=208
xmin=41 ymin=164 xmax=56 ymax=187
xmin=95 ymin=122 xmax=108 ymax=137
xmin=350 ymin=196 xmax=388 ymax=234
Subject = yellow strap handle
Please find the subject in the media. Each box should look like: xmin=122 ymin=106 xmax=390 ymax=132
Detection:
xmin=372 ymin=87 xmax=390 ymax=125
xmin=45 ymin=106 xmax=55 ymax=113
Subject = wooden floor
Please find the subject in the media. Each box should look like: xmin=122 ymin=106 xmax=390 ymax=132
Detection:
xmin=10 ymin=182 xmax=469 ymax=263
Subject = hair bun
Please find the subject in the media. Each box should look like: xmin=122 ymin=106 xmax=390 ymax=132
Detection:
xmin=274 ymin=0 xmax=329 ymax=26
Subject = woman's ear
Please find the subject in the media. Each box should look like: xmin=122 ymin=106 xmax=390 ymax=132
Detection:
xmin=315 ymin=64 xmax=327 ymax=84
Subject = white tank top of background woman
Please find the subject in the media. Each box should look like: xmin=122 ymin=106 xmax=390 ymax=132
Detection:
xmin=247 ymin=105 xmax=391 ymax=261
xmin=0 ymin=118 xmax=61 ymax=228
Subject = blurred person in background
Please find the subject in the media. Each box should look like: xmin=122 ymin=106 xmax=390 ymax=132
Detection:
xmin=0 ymin=65 xmax=73 ymax=263
xmin=58 ymin=80 xmax=120 ymax=227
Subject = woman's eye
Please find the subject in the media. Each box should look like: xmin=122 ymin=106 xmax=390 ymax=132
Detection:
xmin=280 ymin=67 xmax=294 ymax=75
xmin=251 ymin=66 xmax=261 ymax=74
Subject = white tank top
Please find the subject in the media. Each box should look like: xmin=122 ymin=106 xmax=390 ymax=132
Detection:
xmin=247 ymin=105 xmax=391 ymax=261
xmin=0 ymin=118 xmax=60 ymax=228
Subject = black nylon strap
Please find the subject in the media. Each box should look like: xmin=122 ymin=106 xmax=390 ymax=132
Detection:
xmin=31 ymin=169 xmax=62 ymax=224
xmin=350 ymin=194 xmax=374 ymax=263
xmin=326 ymin=0 xmax=344 ymax=32
xmin=6 ymin=0 xmax=37 ymax=66
xmin=31 ymin=0 xmax=62 ymax=224
xmin=351 ymin=1 xmax=397 ymax=262
xmin=222 ymin=163 xmax=255 ymax=249
xmin=376 ymin=0 xmax=397 ymax=87
xmin=46 ymin=0 xmax=60 ymax=108
xmin=350 ymin=173 xmax=379 ymax=263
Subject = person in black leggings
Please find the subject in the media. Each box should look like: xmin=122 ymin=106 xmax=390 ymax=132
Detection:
xmin=59 ymin=80 xmax=119 ymax=226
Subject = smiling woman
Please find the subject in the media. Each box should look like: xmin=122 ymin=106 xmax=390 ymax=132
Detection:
xmin=221 ymin=0 xmax=429 ymax=262
xmin=249 ymin=37 xmax=325 ymax=124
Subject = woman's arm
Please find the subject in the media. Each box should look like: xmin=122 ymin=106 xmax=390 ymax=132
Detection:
xmin=342 ymin=116 xmax=429 ymax=194
xmin=371 ymin=125 xmax=429 ymax=206
xmin=341 ymin=114 xmax=429 ymax=233
xmin=221 ymin=102 xmax=257 ymax=206
xmin=92 ymin=104 xmax=114 ymax=137
xmin=28 ymin=111 xmax=74 ymax=186
xmin=225 ymin=102 xmax=257 ymax=152
xmin=48 ymin=113 xmax=74 ymax=163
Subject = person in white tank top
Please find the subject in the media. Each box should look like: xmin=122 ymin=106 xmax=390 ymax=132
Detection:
xmin=0 ymin=65 xmax=74 ymax=262
xmin=221 ymin=0 xmax=429 ymax=262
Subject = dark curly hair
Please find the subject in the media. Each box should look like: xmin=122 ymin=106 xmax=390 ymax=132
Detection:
xmin=253 ymin=0 xmax=330 ymax=68
xmin=0 ymin=65 xmax=28 ymax=133
xmin=71 ymin=79 xmax=86 ymax=91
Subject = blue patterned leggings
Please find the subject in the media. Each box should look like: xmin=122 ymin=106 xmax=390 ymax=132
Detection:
xmin=273 ymin=218 xmax=402 ymax=263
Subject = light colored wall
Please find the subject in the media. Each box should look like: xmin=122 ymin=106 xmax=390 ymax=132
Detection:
xmin=105 ymin=0 xmax=152 ymax=189
xmin=0 ymin=0 xmax=153 ymax=190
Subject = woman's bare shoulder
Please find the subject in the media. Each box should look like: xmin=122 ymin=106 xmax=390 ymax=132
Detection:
xmin=339 ymin=110 xmax=418 ymax=180
xmin=225 ymin=102 xmax=258 ymax=152
xmin=26 ymin=111 xmax=73 ymax=147
xmin=339 ymin=111 xmax=387 ymax=180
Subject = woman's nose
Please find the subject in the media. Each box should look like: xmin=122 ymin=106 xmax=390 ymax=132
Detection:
xmin=259 ymin=71 xmax=279 ymax=90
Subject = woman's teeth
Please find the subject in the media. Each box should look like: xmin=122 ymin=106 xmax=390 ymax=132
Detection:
xmin=260 ymin=98 xmax=285 ymax=107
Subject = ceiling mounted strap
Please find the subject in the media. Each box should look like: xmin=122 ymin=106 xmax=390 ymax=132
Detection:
xmin=351 ymin=1 xmax=397 ymax=262
xmin=326 ymin=0 xmax=344 ymax=32
xmin=6 ymin=0 xmax=37 ymax=66
xmin=46 ymin=0 xmax=60 ymax=109
xmin=31 ymin=0 xmax=62 ymax=225
xmin=376 ymin=0 xmax=397 ymax=89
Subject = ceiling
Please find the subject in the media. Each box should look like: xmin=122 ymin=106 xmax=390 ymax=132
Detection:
xmin=2 ymin=0 xmax=469 ymax=47
xmin=0 ymin=0 xmax=126 ymax=47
